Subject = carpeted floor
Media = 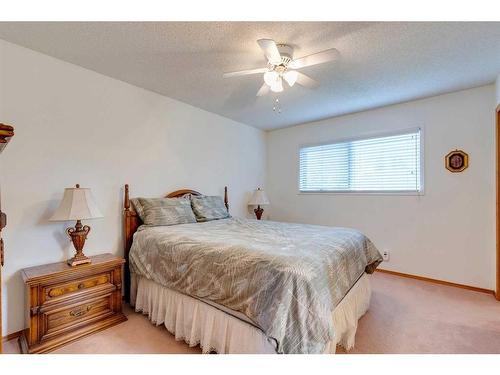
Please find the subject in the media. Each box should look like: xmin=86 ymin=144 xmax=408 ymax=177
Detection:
xmin=4 ymin=272 xmax=500 ymax=354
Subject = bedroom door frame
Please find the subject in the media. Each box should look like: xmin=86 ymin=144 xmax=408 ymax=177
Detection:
xmin=496 ymin=104 xmax=500 ymax=301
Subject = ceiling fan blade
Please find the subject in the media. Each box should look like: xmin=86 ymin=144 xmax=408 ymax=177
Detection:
xmin=289 ymin=48 xmax=340 ymax=69
xmin=256 ymin=83 xmax=270 ymax=97
xmin=296 ymin=72 xmax=320 ymax=89
xmin=223 ymin=67 xmax=268 ymax=78
xmin=257 ymin=39 xmax=282 ymax=65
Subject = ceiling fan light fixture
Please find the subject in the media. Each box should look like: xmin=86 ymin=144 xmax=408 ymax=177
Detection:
xmin=283 ymin=70 xmax=298 ymax=87
xmin=270 ymin=78 xmax=284 ymax=93
xmin=264 ymin=71 xmax=279 ymax=86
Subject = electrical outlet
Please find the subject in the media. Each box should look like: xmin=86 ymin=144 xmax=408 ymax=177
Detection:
xmin=382 ymin=250 xmax=390 ymax=262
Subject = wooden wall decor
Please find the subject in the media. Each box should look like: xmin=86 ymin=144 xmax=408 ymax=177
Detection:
xmin=0 ymin=123 xmax=14 ymax=153
xmin=445 ymin=149 xmax=469 ymax=173
xmin=0 ymin=123 xmax=14 ymax=354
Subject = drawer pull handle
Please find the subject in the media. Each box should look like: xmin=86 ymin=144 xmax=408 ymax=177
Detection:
xmin=70 ymin=305 xmax=91 ymax=317
xmin=48 ymin=288 xmax=64 ymax=298
xmin=78 ymin=283 xmax=85 ymax=289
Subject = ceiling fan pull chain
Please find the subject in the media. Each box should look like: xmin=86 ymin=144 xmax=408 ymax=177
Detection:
xmin=272 ymin=98 xmax=282 ymax=114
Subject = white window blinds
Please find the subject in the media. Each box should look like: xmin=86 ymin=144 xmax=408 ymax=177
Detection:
xmin=299 ymin=129 xmax=422 ymax=193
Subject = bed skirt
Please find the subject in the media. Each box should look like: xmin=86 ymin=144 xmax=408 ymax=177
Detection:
xmin=130 ymin=273 xmax=371 ymax=354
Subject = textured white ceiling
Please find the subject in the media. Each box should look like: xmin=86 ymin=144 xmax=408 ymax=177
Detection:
xmin=0 ymin=22 xmax=499 ymax=130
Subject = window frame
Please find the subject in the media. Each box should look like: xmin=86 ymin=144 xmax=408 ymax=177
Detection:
xmin=297 ymin=127 xmax=425 ymax=196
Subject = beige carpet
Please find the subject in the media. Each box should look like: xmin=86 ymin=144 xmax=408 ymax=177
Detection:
xmin=4 ymin=272 xmax=500 ymax=354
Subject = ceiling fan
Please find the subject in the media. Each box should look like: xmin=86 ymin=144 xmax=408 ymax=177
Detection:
xmin=223 ymin=39 xmax=340 ymax=96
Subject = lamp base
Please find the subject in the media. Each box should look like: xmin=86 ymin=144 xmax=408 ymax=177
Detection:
xmin=66 ymin=219 xmax=92 ymax=267
xmin=254 ymin=206 xmax=264 ymax=220
xmin=67 ymin=255 xmax=92 ymax=267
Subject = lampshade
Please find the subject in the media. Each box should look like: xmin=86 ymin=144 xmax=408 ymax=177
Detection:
xmin=270 ymin=78 xmax=283 ymax=93
xmin=50 ymin=185 xmax=103 ymax=221
xmin=264 ymin=71 xmax=279 ymax=86
xmin=283 ymin=70 xmax=298 ymax=87
xmin=248 ymin=188 xmax=270 ymax=206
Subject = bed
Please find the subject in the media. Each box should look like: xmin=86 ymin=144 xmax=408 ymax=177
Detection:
xmin=123 ymin=184 xmax=382 ymax=354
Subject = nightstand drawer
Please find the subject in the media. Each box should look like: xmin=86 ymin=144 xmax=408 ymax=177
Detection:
xmin=42 ymin=272 xmax=113 ymax=304
xmin=40 ymin=293 xmax=114 ymax=341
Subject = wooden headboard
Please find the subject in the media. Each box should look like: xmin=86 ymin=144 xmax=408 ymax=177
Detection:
xmin=122 ymin=184 xmax=228 ymax=302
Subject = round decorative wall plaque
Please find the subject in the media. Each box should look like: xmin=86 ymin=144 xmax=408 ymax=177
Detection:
xmin=445 ymin=149 xmax=468 ymax=173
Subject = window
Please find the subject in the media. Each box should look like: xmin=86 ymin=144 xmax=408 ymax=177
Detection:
xmin=299 ymin=129 xmax=422 ymax=193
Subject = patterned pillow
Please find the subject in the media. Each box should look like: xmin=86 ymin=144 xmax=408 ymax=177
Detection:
xmin=130 ymin=198 xmax=145 ymax=219
xmin=190 ymin=195 xmax=230 ymax=222
xmin=131 ymin=197 xmax=196 ymax=226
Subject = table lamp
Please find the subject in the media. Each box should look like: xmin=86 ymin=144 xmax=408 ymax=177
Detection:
xmin=248 ymin=188 xmax=270 ymax=220
xmin=50 ymin=184 xmax=103 ymax=266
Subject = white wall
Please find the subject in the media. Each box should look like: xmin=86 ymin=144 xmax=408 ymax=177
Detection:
xmin=267 ymin=85 xmax=496 ymax=290
xmin=0 ymin=39 xmax=266 ymax=336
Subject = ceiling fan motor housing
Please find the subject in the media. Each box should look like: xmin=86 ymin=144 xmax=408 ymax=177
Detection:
xmin=277 ymin=44 xmax=294 ymax=66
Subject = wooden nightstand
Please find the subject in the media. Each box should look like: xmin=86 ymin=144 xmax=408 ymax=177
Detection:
xmin=19 ymin=253 xmax=127 ymax=354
